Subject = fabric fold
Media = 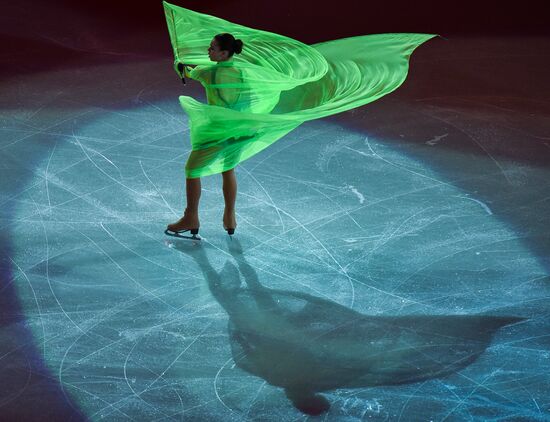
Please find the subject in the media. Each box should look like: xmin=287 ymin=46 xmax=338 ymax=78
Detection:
xmin=163 ymin=1 xmax=438 ymax=178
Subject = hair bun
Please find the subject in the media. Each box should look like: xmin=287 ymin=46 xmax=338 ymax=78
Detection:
xmin=214 ymin=33 xmax=243 ymax=56
xmin=233 ymin=39 xmax=243 ymax=54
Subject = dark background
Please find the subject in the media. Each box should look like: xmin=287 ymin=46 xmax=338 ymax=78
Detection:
xmin=2 ymin=0 xmax=549 ymax=66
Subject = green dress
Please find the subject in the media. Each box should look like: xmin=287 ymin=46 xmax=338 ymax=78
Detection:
xmin=163 ymin=1 xmax=439 ymax=178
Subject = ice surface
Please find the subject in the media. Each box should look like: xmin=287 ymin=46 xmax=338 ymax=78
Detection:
xmin=1 ymin=39 xmax=550 ymax=421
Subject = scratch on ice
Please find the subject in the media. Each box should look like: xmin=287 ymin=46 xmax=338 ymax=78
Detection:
xmin=345 ymin=185 xmax=365 ymax=204
xmin=458 ymin=194 xmax=493 ymax=215
xmin=426 ymin=133 xmax=448 ymax=146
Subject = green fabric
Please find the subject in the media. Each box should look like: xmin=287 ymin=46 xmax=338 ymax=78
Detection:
xmin=163 ymin=1 xmax=439 ymax=178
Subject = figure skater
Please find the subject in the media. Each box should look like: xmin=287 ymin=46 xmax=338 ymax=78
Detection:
xmin=162 ymin=3 xmax=439 ymax=242
xmin=166 ymin=33 xmax=244 ymax=240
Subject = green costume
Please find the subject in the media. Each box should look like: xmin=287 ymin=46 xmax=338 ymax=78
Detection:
xmin=163 ymin=1 xmax=438 ymax=178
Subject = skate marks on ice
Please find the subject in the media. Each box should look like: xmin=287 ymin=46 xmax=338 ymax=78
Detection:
xmin=172 ymin=238 xmax=523 ymax=416
xmin=5 ymin=101 xmax=549 ymax=420
xmin=4 ymin=48 xmax=550 ymax=420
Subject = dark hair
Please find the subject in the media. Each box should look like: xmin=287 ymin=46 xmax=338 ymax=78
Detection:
xmin=214 ymin=33 xmax=244 ymax=57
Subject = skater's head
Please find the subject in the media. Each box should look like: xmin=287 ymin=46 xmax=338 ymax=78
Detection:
xmin=208 ymin=33 xmax=243 ymax=62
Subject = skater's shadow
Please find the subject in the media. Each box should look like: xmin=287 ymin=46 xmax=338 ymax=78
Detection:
xmin=172 ymin=238 xmax=524 ymax=416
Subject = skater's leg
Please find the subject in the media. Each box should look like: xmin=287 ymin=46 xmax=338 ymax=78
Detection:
xmin=222 ymin=168 xmax=237 ymax=231
xmin=222 ymin=168 xmax=236 ymax=210
xmin=176 ymin=149 xmax=204 ymax=227
xmin=167 ymin=175 xmax=201 ymax=232
xmin=185 ymin=176 xmax=201 ymax=216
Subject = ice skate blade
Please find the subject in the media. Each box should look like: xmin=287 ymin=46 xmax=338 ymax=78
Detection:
xmin=164 ymin=228 xmax=201 ymax=240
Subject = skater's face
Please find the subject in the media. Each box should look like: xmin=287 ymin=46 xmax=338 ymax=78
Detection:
xmin=208 ymin=39 xmax=230 ymax=62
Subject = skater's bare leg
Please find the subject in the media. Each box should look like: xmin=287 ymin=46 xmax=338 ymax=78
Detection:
xmin=167 ymin=177 xmax=201 ymax=231
xmin=222 ymin=168 xmax=237 ymax=230
xmin=185 ymin=177 xmax=201 ymax=216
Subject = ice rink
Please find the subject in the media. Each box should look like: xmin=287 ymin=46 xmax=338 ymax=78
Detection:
xmin=2 ymin=33 xmax=550 ymax=420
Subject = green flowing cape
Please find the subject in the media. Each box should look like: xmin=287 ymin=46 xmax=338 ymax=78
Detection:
xmin=163 ymin=1 xmax=438 ymax=178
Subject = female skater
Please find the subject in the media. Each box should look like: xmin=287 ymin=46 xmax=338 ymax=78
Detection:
xmin=163 ymin=2 xmax=439 ymax=242
xmin=166 ymin=33 xmax=244 ymax=239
